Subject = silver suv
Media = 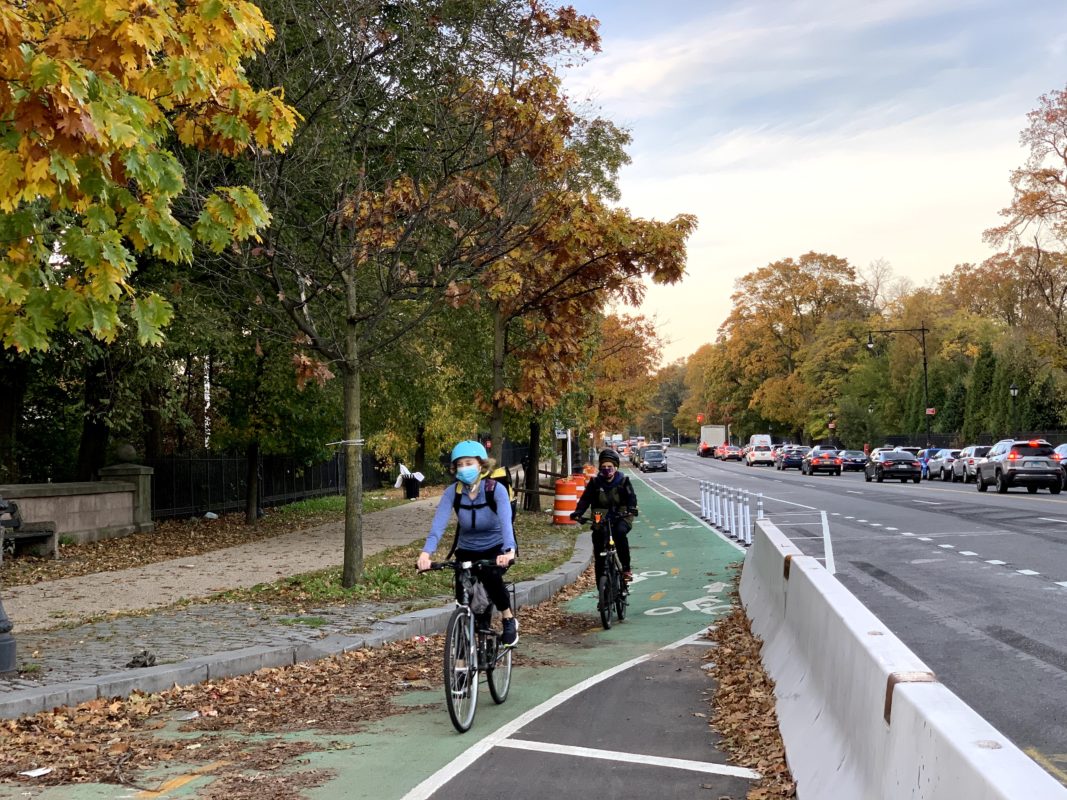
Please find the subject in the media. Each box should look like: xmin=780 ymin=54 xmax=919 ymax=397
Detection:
xmin=951 ymin=445 xmax=990 ymax=483
xmin=976 ymin=439 xmax=1062 ymax=494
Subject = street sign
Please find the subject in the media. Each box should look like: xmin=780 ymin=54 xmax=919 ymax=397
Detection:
xmin=926 ymin=408 xmax=937 ymax=416
xmin=697 ymin=413 xmax=704 ymax=423
xmin=828 ymin=422 xmax=836 ymax=429
xmin=554 ymin=429 xmax=567 ymax=440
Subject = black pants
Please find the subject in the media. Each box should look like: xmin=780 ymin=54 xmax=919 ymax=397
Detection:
xmin=591 ymin=525 xmax=630 ymax=581
xmin=454 ymin=546 xmax=511 ymax=613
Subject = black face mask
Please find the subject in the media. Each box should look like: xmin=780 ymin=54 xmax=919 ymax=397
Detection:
xmin=600 ymin=466 xmax=616 ymax=478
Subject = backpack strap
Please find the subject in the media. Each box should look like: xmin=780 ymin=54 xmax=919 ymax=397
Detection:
xmin=446 ymin=477 xmax=497 ymax=558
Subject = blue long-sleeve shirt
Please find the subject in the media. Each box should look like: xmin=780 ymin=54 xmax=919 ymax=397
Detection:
xmin=422 ymin=480 xmax=516 ymax=555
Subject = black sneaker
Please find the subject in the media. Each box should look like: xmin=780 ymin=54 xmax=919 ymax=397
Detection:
xmin=501 ymin=617 xmax=518 ymax=647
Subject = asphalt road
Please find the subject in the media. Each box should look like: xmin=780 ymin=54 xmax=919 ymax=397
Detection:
xmin=643 ymin=449 xmax=1067 ymax=786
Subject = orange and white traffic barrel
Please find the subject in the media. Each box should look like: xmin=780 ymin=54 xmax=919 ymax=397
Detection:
xmin=583 ymin=463 xmax=597 ymax=479
xmin=553 ymin=479 xmax=577 ymax=525
xmin=571 ymin=473 xmax=588 ymax=499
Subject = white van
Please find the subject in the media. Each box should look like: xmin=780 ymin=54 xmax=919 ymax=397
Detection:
xmin=748 ymin=434 xmax=772 ymax=448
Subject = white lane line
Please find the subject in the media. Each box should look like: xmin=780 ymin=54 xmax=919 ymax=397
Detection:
xmin=986 ymin=560 xmax=1007 ymax=565
xmin=938 ymin=544 xmax=955 ymax=549
xmin=857 ymin=519 xmax=868 ymax=523
xmin=630 ymin=475 xmax=745 ymax=554
xmin=664 ymin=631 xmax=716 ymax=649
xmin=1039 ymin=518 xmax=1067 ymax=524
xmin=1056 ymin=582 xmax=1067 ymax=589
xmin=821 ymin=510 xmax=836 ymax=575
xmin=960 ymin=551 xmax=979 ymax=556
xmin=901 ymin=532 xmax=915 ymax=536
xmin=844 ymin=516 xmax=855 ymax=520
xmin=496 ymin=740 xmax=760 ymax=780
xmin=846 ymin=490 xmax=863 ymax=495
xmin=831 ymin=512 xmax=841 ymax=516
xmin=886 ymin=527 xmax=898 ymax=531
xmin=403 ymin=635 xmax=729 ymax=800
xmin=1018 ymin=569 xmax=1041 ymax=576
xmin=870 ymin=523 xmax=882 ymax=527
xmin=913 ymin=500 xmax=943 ymax=505
xmin=918 ymin=537 xmax=933 ymax=542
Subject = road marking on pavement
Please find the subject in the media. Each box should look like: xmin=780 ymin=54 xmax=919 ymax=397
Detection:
xmin=845 ymin=516 xmax=855 ymax=519
xmin=917 ymin=537 xmax=933 ymax=542
xmin=886 ymin=527 xmax=898 ymax=531
xmin=913 ymin=500 xmax=943 ymax=505
xmin=1057 ymin=582 xmax=1067 ymax=589
xmin=846 ymin=490 xmax=863 ymax=494
xmin=632 ymin=476 xmax=744 ymax=554
xmin=938 ymin=544 xmax=955 ymax=549
xmin=960 ymin=551 xmax=979 ymax=556
xmin=496 ymin=740 xmax=761 ymax=779
xmin=870 ymin=523 xmax=882 ymax=527
xmin=986 ymin=560 xmax=1007 ymax=565
xmin=1039 ymin=518 xmax=1067 ymax=524
xmin=857 ymin=519 xmax=867 ymax=522
xmin=831 ymin=512 xmax=841 ymax=515
xmin=901 ymin=532 xmax=915 ymax=536
xmin=401 ymin=632 xmax=752 ymax=800
xmin=1018 ymin=569 xmax=1041 ymax=576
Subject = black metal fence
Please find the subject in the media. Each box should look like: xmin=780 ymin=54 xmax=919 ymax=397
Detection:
xmin=147 ymin=451 xmax=382 ymax=520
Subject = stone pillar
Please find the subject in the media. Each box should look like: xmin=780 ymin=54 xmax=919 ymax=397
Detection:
xmin=98 ymin=464 xmax=154 ymax=527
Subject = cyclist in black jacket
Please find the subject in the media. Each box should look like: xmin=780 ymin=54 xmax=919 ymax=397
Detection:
xmin=570 ymin=448 xmax=638 ymax=582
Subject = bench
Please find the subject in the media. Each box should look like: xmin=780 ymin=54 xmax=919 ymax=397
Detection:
xmin=2 ymin=521 xmax=58 ymax=559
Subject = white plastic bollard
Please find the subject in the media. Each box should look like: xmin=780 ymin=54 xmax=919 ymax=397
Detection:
xmin=757 ymin=492 xmax=764 ymax=520
xmin=743 ymin=491 xmax=752 ymax=546
xmin=729 ymin=488 xmax=738 ymax=538
xmin=723 ymin=486 xmax=731 ymax=534
xmin=713 ymin=484 xmax=721 ymax=527
xmin=699 ymin=481 xmax=706 ymax=519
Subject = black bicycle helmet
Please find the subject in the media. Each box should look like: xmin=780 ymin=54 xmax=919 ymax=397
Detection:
xmin=598 ymin=448 xmax=620 ymax=467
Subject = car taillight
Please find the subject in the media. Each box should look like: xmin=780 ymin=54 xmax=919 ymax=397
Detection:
xmin=1008 ymin=452 xmax=1019 ymax=461
xmin=1055 ymin=454 xmax=1062 ymax=462
xmin=912 ymin=461 xmax=920 ymax=467
xmin=835 ymin=458 xmax=842 ymax=464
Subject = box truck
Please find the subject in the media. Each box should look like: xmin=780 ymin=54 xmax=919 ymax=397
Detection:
xmin=699 ymin=424 xmax=727 ymax=456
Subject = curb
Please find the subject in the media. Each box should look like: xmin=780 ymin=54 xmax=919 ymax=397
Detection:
xmin=0 ymin=536 xmax=592 ymax=720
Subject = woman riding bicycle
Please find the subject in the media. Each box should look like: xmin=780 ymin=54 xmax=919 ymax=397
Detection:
xmin=417 ymin=440 xmax=518 ymax=646
xmin=570 ymin=448 xmax=638 ymax=582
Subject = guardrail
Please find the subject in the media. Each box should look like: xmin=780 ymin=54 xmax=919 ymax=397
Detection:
xmin=740 ymin=518 xmax=1067 ymax=799
xmin=698 ymin=481 xmax=759 ymax=546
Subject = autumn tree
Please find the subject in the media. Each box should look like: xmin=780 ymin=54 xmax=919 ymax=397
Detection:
xmin=0 ymin=0 xmax=296 ymax=351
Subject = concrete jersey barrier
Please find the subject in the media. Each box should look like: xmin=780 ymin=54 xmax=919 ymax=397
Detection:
xmin=741 ymin=518 xmax=1067 ymax=800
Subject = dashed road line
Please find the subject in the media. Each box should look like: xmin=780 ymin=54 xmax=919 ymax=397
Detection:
xmin=1018 ymin=569 xmax=1041 ymax=576
xmin=986 ymin=560 xmax=1007 ymax=565
xmin=960 ymin=551 xmax=979 ymax=556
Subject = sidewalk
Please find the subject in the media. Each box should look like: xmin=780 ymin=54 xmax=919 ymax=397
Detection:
xmin=0 ymin=496 xmax=592 ymax=719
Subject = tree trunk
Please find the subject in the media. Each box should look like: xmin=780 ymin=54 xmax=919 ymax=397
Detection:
xmin=414 ymin=422 xmax=427 ymax=474
xmin=524 ymin=417 xmax=541 ymax=512
xmin=0 ymin=353 xmax=28 ymax=483
xmin=76 ymin=357 xmax=110 ymax=480
xmin=245 ymin=440 xmax=260 ymax=525
xmin=341 ymin=271 xmax=365 ymax=587
xmin=489 ymin=303 xmax=506 ymax=464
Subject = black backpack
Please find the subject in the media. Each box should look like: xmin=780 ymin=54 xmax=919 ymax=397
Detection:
xmin=447 ymin=467 xmax=518 ymax=558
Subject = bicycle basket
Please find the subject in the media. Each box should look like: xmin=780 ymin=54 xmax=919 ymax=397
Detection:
xmin=468 ymin=579 xmax=491 ymax=614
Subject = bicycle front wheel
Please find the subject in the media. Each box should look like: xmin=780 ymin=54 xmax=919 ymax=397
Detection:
xmin=487 ymin=635 xmax=512 ymax=704
xmin=444 ymin=607 xmax=478 ymax=733
xmin=598 ymin=574 xmax=614 ymax=630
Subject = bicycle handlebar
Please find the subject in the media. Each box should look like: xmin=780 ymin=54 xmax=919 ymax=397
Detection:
xmin=419 ymin=559 xmax=499 ymax=574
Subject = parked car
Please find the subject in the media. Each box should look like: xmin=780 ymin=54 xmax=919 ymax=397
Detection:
xmin=746 ymin=444 xmax=775 ymax=467
xmin=976 ymin=439 xmax=1061 ymax=494
xmin=915 ymin=448 xmax=936 ymax=480
xmin=951 ymin=445 xmax=990 ymax=483
xmin=720 ymin=445 xmax=743 ymax=462
xmin=775 ymin=445 xmax=810 ymax=471
xmin=865 ymin=451 xmax=922 ymax=483
xmin=802 ymin=449 xmax=842 ymax=476
xmin=1055 ymin=443 xmax=1067 ymax=487
xmin=640 ymin=448 xmax=668 ymax=472
xmin=926 ymin=449 xmax=962 ymax=482
xmin=837 ymin=450 xmax=868 ymax=472
xmin=894 ymin=446 xmax=922 ymax=456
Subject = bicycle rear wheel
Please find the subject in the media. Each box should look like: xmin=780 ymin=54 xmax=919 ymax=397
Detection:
xmin=598 ymin=573 xmax=614 ymax=630
xmin=614 ymin=572 xmax=627 ymax=622
xmin=487 ymin=635 xmax=512 ymax=704
xmin=444 ymin=607 xmax=478 ymax=732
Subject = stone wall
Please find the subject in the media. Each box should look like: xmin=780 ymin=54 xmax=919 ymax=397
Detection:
xmin=0 ymin=465 xmax=154 ymax=545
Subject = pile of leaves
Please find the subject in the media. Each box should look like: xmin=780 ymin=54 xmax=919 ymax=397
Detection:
xmin=706 ymin=598 xmax=797 ymax=799
xmin=0 ymin=488 xmax=435 ymax=588
xmin=0 ymin=575 xmax=597 ymax=790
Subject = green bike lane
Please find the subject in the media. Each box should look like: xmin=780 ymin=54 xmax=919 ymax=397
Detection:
xmin=20 ymin=472 xmax=751 ymax=800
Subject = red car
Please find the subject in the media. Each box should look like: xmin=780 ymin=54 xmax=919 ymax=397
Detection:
xmin=719 ymin=445 xmax=742 ymax=462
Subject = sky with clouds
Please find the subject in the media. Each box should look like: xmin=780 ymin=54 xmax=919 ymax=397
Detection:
xmin=562 ymin=0 xmax=1067 ymax=365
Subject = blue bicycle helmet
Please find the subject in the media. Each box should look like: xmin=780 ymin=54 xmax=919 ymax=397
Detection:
xmin=450 ymin=440 xmax=488 ymax=463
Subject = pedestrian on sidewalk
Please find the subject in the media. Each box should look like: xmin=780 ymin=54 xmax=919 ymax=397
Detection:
xmin=570 ymin=448 xmax=638 ymax=582
xmin=416 ymin=440 xmax=519 ymax=646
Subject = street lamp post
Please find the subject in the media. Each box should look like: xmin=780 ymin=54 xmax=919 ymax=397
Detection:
xmin=866 ymin=322 xmax=931 ymax=446
xmin=1009 ymin=382 xmax=1019 ymax=439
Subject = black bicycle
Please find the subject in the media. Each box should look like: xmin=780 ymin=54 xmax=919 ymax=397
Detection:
xmin=423 ymin=560 xmax=514 ymax=733
xmin=576 ymin=513 xmax=628 ymax=629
